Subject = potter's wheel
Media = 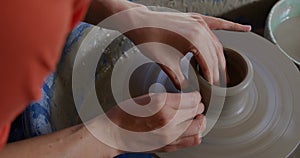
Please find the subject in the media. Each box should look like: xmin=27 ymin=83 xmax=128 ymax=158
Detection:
xmin=69 ymin=25 xmax=299 ymax=157
xmin=156 ymin=31 xmax=300 ymax=158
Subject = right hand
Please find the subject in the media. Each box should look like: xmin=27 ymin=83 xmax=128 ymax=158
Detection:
xmin=102 ymin=91 xmax=206 ymax=152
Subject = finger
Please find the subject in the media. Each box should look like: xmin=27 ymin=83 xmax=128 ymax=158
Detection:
xmin=213 ymin=58 xmax=220 ymax=85
xmin=172 ymin=107 xmax=199 ymax=123
xmin=197 ymin=103 xmax=205 ymax=115
xmin=222 ymin=48 xmax=232 ymax=85
xmin=190 ymin=48 xmax=213 ymax=84
xmin=165 ymin=92 xmax=204 ymax=124
xmin=146 ymin=92 xmax=201 ymax=128
xmin=202 ymin=25 xmax=227 ymax=85
xmin=207 ymin=30 xmax=227 ymax=74
xmin=159 ymin=63 xmax=189 ymax=90
xmin=202 ymin=15 xmax=252 ymax=32
xmin=218 ymin=53 xmax=228 ymax=86
xmin=165 ymin=91 xmax=202 ymax=110
xmin=150 ymin=105 xmax=198 ymax=130
xmin=162 ymin=134 xmax=202 ymax=152
xmin=225 ymin=67 xmax=230 ymax=85
xmin=204 ymin=31 xmax=220 ymax=85
xmin=186 ymin=15 xmax=216 ymax=84
xmin=171 ymin=102 xmax=204 ymax=123
xmin=180 ymin=114 xmax=206 ymax=137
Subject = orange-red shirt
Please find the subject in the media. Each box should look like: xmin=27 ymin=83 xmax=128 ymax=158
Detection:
xmin=0 ymin=0 xmax=90 ymax=150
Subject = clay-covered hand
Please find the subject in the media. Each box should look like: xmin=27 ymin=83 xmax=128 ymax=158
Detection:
xmin=98 ymin=92 xmax=206 ymax=152
xmin=85 ymin=0 xmax=251 ymax=88
xmin=124 ymin=9 xmax=251 ymax=88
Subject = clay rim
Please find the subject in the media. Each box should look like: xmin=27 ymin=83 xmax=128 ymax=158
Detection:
xmin=195 ymin=48 xmax=254 ymax=97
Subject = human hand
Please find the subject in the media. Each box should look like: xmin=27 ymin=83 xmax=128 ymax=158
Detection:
xmin=98 ymin=92 xmax=205 ymax=152
xmin=85 ymin=0 xmax=251 ymax=88
xmin=124 ymin=10 xmax=251 ymax=88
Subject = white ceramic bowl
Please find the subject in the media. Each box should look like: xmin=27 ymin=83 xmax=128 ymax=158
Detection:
xmin=265 ymin=0 xmax=300 ymax=66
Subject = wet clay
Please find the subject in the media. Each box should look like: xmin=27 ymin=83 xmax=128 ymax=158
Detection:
xmin=274 ymin=16 xmax=300 ymax=62
xmin=193 ymin=48 xmax=248 ymax=88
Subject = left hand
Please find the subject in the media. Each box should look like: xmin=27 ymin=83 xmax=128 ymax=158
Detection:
xmin=85 ymin=0 xmax=251 ymax=89
xmin=124 ymin=10 xmax=251 ymax=88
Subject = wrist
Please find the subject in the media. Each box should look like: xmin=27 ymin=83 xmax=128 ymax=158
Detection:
xmin=85 ymin=0 xmax=146 ymax=25
xmin=84 ymin=115 xmax=124 ymax=158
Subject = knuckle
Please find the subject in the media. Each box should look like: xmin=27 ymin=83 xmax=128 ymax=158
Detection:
xmin=194 ymin=135 xmax=202 ymax=145
xmin=196 ymin=18 xmax=206 ymax=25
xmin=190 ymin=13 xmax=205 ymax=21
xmin=189 ymin=12 xmax=200 ymax=17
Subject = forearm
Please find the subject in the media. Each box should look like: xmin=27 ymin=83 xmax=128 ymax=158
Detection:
xmin=84 ymin=0 xmax=144 ymax=25
xmin=0 ymin=120 xmax=120 ymax=158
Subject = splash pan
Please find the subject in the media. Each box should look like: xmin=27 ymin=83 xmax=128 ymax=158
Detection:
xmin=155 ymin=31 xmax=300 ymax=158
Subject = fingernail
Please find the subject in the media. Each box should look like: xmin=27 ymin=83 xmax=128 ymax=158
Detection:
xmin=244 ymin=25 xmax=252 ymax=32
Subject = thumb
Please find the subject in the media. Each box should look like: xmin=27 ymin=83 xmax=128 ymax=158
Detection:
xmin=159 ymin=63 xmax=189 ymax=90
